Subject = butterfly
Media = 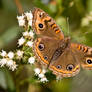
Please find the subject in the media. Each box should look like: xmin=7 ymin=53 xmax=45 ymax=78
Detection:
xmin=32 ymin=8 xmax=92 ymax=78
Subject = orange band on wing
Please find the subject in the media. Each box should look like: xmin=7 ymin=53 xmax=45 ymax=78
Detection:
xmin=43 ymin=17 xmax=51 ymax=22
xmin=71 ymin=43 xmax=89 ymax=53
xmin=55 ymin=30 xmax=60 ymax=33
xmin=77 ymin=45 xmax=81 ymax=50
xmin=35 ymin=39 xmax=49 ymax=64
xmin=52 ymin=24 xmax=56 ymax=29
xmin=50 ymin=65 xmax=79 ymax=74
xmin=82 ymin=64 xmax=92 ymax=70
xmin=83 ymin=47 xmax=88 ymax=52
xmin=84 ymin=65 xmax=92 ymax=67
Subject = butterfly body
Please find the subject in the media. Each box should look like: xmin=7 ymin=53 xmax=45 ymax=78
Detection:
xmin=32 ymin=8 xmax=92 ymax=78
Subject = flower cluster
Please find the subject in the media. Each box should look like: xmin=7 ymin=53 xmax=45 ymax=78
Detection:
xmin=17 ymin=11 xmax=34 ymax=47
xmin=81 ymin=11 xmax=92 ymax=26
xmin=18 ymin=30 xmax=34 ymax=47
xmin=17 ymin=10 xmax=48 ymax=82
xmin=0 ymin=50 xmax=17 ymax=71
xmin=0 ymin=10 xmax=48 ymax=83
xmin=28 ymin=56 xmax=35 ymax=64
xmin=17 ymin=11 xmax=36 ymax=65
xmin=34 ymin=68 xmax=48 ymax=83
xmin=16 ymin=50 xmax=24 ymax=60
xmin=17 ymin=11 xmax=33 ymax=27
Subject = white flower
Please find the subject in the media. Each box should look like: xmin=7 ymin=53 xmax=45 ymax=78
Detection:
xmin=6 ymin=60 xmax=14 ymax=67
xmin=23 ymin=31 xmax=34 ymax=38
xmin=0 ymin=58 xmax=7 ymax=67
xmin=40 ymin=77 xmax=48 ymax=83
xmin=26 ymin=41 xmax=33 ymax=47
xmin=28 ymin=20 xmax=32 ymax=26
xmin=18 ymin=37 xmax=25 ymax=46
xmin=28 ymin=57 xmax=35 ymax=64
xmin=38 ymin=73 xmax=44 ymax=78
xmin=0 ymin=50 xmax=7 ymax=57
xmin=34 ymin=68 xmax=41 ymax=75
xmin=29 ymin=30 xmax=34 ymax=38
xmin=17 ymin=15 xmax=25 ymax=26
xmin=16 ymin=50 xmax=24 ymax=58
xmin=8 ymin=51 xmax=14 ymax=59
xmin=25 ymin=11 xmax=33 ymax=26
xmin=10 ymin=62 xmax=18 ymax=71
xmin=42 ymin=69 xmax=47 ymax=74
xmin=25 ymin=11 xmax=33 ymax=20
xmin=23 ymin=31 xmax=29 ymax=37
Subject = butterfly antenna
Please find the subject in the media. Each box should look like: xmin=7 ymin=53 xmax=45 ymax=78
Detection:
xmin=66 ymin=17 xmax=70 ymax=37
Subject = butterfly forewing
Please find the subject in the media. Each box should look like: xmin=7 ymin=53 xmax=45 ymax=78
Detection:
xmin=33 ymin=37 xmax=62 ymax=66
xmin=32 ymin=8 xmax=64 ymax=40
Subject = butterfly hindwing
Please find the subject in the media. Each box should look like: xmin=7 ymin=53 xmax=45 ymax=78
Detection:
xmin=49 ymin=44 xmax=80 ymax=77
xmin=71 ymin=43 xmax=92 ymax=70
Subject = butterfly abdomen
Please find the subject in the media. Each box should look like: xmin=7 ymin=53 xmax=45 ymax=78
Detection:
xmin=51 ymin=39 xmax=70 ymax=61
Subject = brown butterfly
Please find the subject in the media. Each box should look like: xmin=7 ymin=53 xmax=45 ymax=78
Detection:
xmin=32 ymin=8 xmax=92 ymax=78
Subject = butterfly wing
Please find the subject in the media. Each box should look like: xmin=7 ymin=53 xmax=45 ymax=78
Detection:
xmin=33 ymin=37 xmax=62 ymax=66
xmin=49 ymin=47 xmax=80 ymax=77
xmin=71 ymin=43 xmax=92 ymax=70
xmin=32 ymin=8 xmax=64 ymax=40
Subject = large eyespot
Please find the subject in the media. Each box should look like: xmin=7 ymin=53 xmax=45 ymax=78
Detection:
xmin=44 ymin=56 xmax=48 ymax=60
xmin=38 ymin=23 xmax=43 ymax=28
xmin=38 ymin=43 xmax=44 ymax=51
xmin=66 ymin=64 xmax=74 ymax=71
xmin=56 ymin=65 xmax=62 ymax=69
xmin=86 ymin=58 xmax=92 ymax=64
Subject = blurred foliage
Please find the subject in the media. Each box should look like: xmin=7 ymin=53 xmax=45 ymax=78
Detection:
xmin=0 ymin=0 xmax=92 ymax=92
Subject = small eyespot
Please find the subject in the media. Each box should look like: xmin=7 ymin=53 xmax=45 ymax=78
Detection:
xmin=38 ymin=23 xmax=43 ymax=28
xmin=39 ymin=12 xmax=44 ymax=17
xmin=38 ymin=43 xmax=44 ymax=51
xmin=56 ymin=65 xmax=62 ymax=69
xmin=44 ymin=56 xmax=48 ymax=60
xmin=66 ymin=64 xmax=74 ymax=71
xmin=39 ymin=14 xmax=42 ymax=17
xmin=86 ymin=59 xmax=92 ymax=64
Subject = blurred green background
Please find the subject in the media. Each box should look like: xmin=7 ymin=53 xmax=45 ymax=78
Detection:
xmin=0 ymin=0 xmax=92 ymax=92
